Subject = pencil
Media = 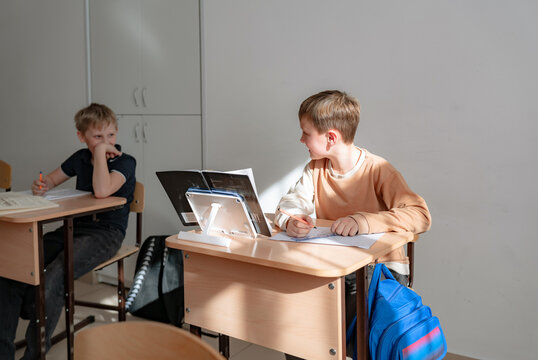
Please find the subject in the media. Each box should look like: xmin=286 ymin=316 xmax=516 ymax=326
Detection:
xmin=278 ymin=208 xmax=316 ymax=228
xmin=39 ymin=171 xmax=43 ymax=190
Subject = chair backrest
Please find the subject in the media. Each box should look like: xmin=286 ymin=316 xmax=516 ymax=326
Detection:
xmin=0 ymin=160 xmax=12 ymax=191
xmin=74 ymin=321 xmax=224 ymax=360
xmin=130 ymin=181 xmax=145 ymax=213
xmin=130 ymin=181 xmax=145 ymax=247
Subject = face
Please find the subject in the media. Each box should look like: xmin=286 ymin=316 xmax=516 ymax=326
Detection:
xmin=299 ymin=116 xmax=328 ymax=160
xmin=77 ymin=123 xmax=118 ymax=154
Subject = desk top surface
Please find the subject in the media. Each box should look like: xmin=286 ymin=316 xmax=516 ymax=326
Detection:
xmin=0 ymin=195 xmax=126 ymax=223
xmin=167 ymin=219 xmax=416 ymax=277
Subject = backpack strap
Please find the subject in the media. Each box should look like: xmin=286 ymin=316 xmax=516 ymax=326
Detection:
xmin=368 ymin=263 xmax=397 ymax=316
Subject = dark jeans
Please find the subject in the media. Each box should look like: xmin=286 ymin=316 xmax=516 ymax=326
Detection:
xmin=284 ymin=265 xmax=409 ymax=360
xmin=0 ymin=223 xmax=123 ymax=360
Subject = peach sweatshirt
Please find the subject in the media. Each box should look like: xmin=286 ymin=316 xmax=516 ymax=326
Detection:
xmin=274 ymin=148 xmax=431 ymax=274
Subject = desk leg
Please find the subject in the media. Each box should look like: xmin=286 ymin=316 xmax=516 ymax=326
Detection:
xmin=356 ymin=267 xmax=368 ymax=360
xmin=36 ymin=224 xmax=46 ymax=360
xmin=219 ymin=334 xmax=230 ymax=359
xmin=63 ymin=217 xmax=74 ymax=360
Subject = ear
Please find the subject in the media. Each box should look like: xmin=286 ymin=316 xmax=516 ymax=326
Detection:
xmin=327 ymin=130 xmax=339 ymax=146
xmin=76 ymin=131 xmax=86 ymax=143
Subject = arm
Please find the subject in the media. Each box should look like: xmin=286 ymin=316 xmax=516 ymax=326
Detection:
xmin=32 ymin=167 xmax=69 ymax=195
xmin=274 ymin=164 xmax=316 ymax=237
xmin=350 ymin=171 xmax=432 ymax=234
xmin=92 ymin=143 xmax=126 ymax=198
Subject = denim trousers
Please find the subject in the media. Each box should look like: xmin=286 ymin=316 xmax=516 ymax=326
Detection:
xmin=284 ymin=265 xmax=409 ymax=360
xmin=0 ymin=222 xmax=123 ymax=360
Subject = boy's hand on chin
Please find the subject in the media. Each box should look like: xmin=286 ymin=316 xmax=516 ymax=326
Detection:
xmin=94 ymin=143 xmax=122 ymax=160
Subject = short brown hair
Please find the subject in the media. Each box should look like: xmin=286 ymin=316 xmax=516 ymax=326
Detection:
xmin=74 ymin=103 xmax=117 ymax=134
xmin=298 ymin=90 xmax=360 ymax=144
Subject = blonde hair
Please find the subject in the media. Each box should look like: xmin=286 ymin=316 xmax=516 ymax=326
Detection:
xmin=74 ymin=103 xmax=117 ymax=134
xmin=298 ymin=90 xmax=360 ymax=144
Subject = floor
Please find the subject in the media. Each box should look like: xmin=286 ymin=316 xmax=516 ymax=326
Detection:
xmin=14 ymin=280 xmax=473 ymax=360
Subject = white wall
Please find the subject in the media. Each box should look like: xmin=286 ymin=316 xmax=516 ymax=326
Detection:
xmin=202 ymin=1 xmax=537 ymax=359
xmin=0 ymin=0 xmax=87 ymax=190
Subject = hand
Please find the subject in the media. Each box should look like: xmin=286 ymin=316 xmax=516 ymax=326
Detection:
xmin=285 ymin=214 xmax=315 ymax=238
xmin=94 ymin=143 xmax=122 ymax=160
xmin=331 ymin=216 xmax=359 ymax=236
xmin=32 ymin=176 xmax=52 ymax=196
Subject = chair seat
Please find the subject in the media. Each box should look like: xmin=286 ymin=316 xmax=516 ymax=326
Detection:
xmin=93 ymin=245 xmax=139 ymax=271
xmin=75 ymin=321 xmax=224 ymax=360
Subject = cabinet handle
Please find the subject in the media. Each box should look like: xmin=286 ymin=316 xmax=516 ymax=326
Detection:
xmin=134 ymin=123 xmax=141 ymax=143
xmin=141 ymin=87 xmax=147 ymax=107
xmin=133 ymin=87 xmax=140 ymax=107
xmin=142 ymin=123 xmax=148 ymax=143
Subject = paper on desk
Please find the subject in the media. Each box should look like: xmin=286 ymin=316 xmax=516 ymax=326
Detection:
xmin=0 ymin=192 xmax=59 ymax=215
xmin=19 ymin=188 xmax=91 ymax=201
xmin=270 ymin=227 xmax=383 ymax=249
xmin=42 ymin=189 xmax=91 ymax=200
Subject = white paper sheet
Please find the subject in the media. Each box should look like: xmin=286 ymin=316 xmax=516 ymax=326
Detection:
xmin=19 ymin=188 xmax=91 ymax=201
xmin=270 ymin=226 xmax=383 ymax=249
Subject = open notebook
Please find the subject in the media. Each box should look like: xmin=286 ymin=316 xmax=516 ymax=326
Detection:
xmin=157 ymin=168 xmax=271 ymax=237
xmin=0 ymin=192 xmax=59 ymax=216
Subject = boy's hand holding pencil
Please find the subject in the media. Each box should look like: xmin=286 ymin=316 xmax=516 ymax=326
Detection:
xmin=278 ymin=208 xmax=316 ymax=238
xmin=32 ymin=172 xmax=50 ymax=196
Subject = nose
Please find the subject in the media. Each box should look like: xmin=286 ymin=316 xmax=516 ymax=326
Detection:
xmin=300 ymin=135 xmax=305 ymax=143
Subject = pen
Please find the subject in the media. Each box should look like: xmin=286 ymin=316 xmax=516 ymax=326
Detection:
xmin=278 ymin=208 xmax=317 ymax=229
xmin=39 ymin=171 xmax=43 ymax=190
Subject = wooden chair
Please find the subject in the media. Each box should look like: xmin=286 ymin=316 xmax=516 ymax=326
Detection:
xmin=75 ymin=181 xmax=145 ymax=321
xmin=74 ymin=321 xmax=224 ymax=360
xmin=0 ymin=160 xmax=12 ymax=191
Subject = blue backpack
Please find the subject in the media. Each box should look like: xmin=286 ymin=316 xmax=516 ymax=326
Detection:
xmin=347 ymin=263 xmax=447 ymax=360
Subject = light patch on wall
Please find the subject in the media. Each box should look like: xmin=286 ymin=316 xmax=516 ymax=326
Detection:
xmin=258 ymin=163 xmax=306 ymax=214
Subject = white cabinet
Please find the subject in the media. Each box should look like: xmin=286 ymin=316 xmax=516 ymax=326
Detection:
xmin=89 ymin=0 xmax=201 ymax=115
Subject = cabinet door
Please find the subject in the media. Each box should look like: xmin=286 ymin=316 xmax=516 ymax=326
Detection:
xmin=116 ymin=115 xmax=144 ymax=181
xmin=90 ymin=0 xmax=201 ymax=115
xmin=141 ymin=115 xmax=202 ymax=236
xmin=140 ymin=0 xmax=201 ymax=115
xmin=90 ymin=0 xmax=142 ymax=114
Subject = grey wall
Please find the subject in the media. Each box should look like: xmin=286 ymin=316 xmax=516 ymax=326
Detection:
xmin=1 ymin=1 xmax=536 ymax=359
xmin=202 ymin=1 xmax=537 ymax=359
xmin=0 ymin=0 xmax=87 ymax=190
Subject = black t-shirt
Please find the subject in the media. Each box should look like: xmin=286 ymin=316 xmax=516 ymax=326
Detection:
xmin=61 ymin=145 xmax=136 ymax=235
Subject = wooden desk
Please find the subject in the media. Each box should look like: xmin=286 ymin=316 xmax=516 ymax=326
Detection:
xmin=166 ymin=220 xmax=417 ymax=360
xmin=0 ymin=195 xmax=126 ymax=360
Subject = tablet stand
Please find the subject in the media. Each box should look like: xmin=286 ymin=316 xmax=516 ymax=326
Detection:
xmin=178 ymin=203 xmax=231 ymax=247
xmin=178 ymin=190 xmax=258 ymax=247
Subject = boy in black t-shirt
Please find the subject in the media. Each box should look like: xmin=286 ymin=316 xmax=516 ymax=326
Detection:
xmin=0 ymin=103 xmax=136 ymax=359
